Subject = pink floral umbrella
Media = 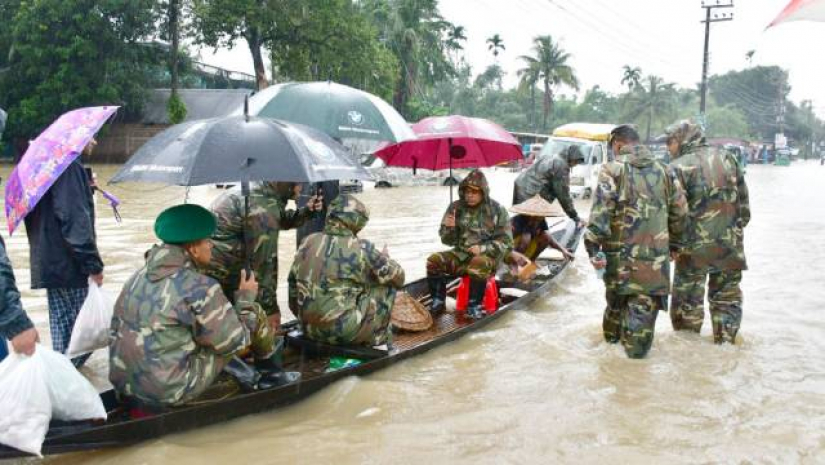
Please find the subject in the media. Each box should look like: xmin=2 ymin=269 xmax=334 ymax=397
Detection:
xmin=374 ymin=115 xmax=523 ymax=201
xmin=4 ymin=106 xmax=119 ymax=234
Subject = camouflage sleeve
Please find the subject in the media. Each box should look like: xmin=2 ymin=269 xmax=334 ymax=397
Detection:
xmin=736 ymin=160 xmax=751 ymax=228
xmin=287 ymin=267 xmax=300 ymax=315
xmin=438 ymin=203 xmax=459 ymax=246
xmin=583 ymin=166 xmax=617 ymax=258
xmin=190 ymin=279 xmax=250 ymax=356
xmin=550 ymin=169 xmax=579 ymax=221
xmin=481 ymin=205 xmax=513 ymax=259
xmin=666 ymin=168 xmax=688 ymax=252
xmin=361 ymin=240 xmax=405 ymax=288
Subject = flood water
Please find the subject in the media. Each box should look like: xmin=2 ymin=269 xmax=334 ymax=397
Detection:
xmin=2 ymin=161 xmax=824 ymax=464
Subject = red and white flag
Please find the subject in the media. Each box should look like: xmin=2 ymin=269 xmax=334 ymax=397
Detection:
xmin=768 ymin=0 xmax=825 ymax=28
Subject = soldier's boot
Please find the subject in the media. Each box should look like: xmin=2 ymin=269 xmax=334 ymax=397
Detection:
xmin=466 ymin=278 xmax=487 ymax=320
xmin=254 ymin=339 xmax=302 ymax=389
xmin=224 ymin=356 xmax=261 ymax=391
xmin=427 ymin=275 xmax=448 ymax=315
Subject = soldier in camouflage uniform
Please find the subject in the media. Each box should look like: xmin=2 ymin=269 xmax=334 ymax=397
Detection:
xmin=666 ymin=120 xmax=750 ymax=344
xmin=585 ymin=125 xmax=687 ymax=359
xmin=110 ymin=204 xmax=297 ymax=408
xmin=427 ymin=169 xmax=513 ymax=319
xmin=513 ymin=145 xmax=586 ymax=226
xmin=207 ymin=182 xmax=322 ymax=330
xmin=288 ymin=195 xmax=405 ymax=347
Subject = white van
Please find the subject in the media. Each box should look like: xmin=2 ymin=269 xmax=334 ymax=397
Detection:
xmin=540 ymin=123 xmax=616 ymax=199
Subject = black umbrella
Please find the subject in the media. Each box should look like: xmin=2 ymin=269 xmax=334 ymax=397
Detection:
xmin=110 ymin=111 xmax=372 ymax=270
xmin=110 ymin=116 xmax=372 ymax=186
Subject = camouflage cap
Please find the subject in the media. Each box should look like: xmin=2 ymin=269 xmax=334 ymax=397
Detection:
xmin=458 ymin=169 xmax=489 ymax=198
xmin=326 ymin=194 xmax=369 ymax=234
xmin=155 ymin=204 xmax=217 ymax=244
xmin=665 ymin=120 xmax=705 ymax=146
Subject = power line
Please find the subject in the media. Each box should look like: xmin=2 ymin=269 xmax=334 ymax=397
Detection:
xmin=699 ymin=1 xmax=734 ymax=116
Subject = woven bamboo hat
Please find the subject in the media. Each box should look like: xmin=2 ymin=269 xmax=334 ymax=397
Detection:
xmin=391 ymin=292 xmax=433 ymax=332
xmin=509 ymin=195 xmax=565 ymax=217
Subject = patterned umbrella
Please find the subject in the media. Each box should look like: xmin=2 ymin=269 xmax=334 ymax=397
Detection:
xmin=4 ymin=106 xmax=119 ymax=234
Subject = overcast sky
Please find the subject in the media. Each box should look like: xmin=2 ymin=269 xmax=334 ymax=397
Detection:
xmin=197 ymin=0 xmax=825 ymax=117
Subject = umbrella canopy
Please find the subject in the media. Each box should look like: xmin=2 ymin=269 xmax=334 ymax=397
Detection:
xmin=374 ymin=115 xmax=523 ymax=171
xmin=110 ymin=115 xmax=372 ymax=186
xmin=243 ymin=81 xmax=415 ymax=143
xmin=768 ymin=0 xmax=825 ymax=28
xmin=4 ymin=106 xmax=118 ymax=234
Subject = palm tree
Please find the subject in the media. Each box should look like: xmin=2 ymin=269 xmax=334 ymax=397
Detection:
xmin=518 ymin=35 xmax=578 ymax=131
xmin=625 ymin=75 xmax=676 ymax=142
xmin=517 ymin=60 xmax=540 ymax=131
xmin=486 ymin=34 xmax=505 ymax=61
xmin=620 ymin=65 xmax=642 ymax=91
xmin=445 ymin=24 xmax=467 ymax=65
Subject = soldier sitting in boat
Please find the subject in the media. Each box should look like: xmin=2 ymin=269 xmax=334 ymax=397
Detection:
xmin=288 ymin=195 xmax=405 ymax=348
xmin=427 ymin=169 xmax=513 ymax=319
xmin=109 ymin=204 xmax=299 ymax=409
xmin=509 ymin=195 xmax=575 ymax=267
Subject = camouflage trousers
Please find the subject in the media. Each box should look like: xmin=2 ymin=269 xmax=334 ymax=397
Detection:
xmin=181 ymin=305 xmax=278 ymax=405
xmin=671 ymin=264 xmax=743 ymax=344
xmin=426 ymin=250 xmax=498 ymax=280
xmin=304 ymin=286 xmax=397 ymax=347
xmin=603 ymin=290 xmax=665 ymax=359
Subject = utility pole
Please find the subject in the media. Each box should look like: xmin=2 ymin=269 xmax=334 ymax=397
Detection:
xmin=699 ymin=1 xmax=734 ymax=118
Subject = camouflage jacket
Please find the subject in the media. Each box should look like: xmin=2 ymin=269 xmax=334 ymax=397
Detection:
xmin=288 ymin=195 xmax=405 ymax=332
xmin=670 ymin=144 xmax=750 ymax=271
xmin=207 ymin=183 xmax=314 ymax=315
xmin=514 ymin=153 xmax=579 ymax=222
xmin=585 ymin=145 xmax=687 ymax=295
xmin=109 ymin=244 xmax=258 ymax=406
xmin=440 ymin=169 xmax=513 ymax=262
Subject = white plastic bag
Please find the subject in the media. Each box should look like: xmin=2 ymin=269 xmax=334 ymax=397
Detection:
xmin=66 ymin=279 xmax=115 ymax=358
xmin=0 ymin=350 xmax=52 ymax=457
xmin=0 ymin=345 xmax=107 ymax=457
xmin=40 ymin=347 xmax=107 ymax=421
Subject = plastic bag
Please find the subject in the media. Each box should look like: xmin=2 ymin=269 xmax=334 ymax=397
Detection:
xmin=66 ymin=279 xmax=115 ymax=358
xmin=0 ymin=350 xmax=52 ymax=457
xmin=40 ymin=347 xmax=107 ymax=421
xmin=0 ymin=345 xmax=106 ymax=457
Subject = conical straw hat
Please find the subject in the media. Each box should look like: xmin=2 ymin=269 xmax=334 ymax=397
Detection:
xmin=509 ymin=195 xmax=565 ymax=217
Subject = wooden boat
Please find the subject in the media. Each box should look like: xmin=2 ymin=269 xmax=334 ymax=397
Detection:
xmin=0 ymin=223 xmax=582 ymax=459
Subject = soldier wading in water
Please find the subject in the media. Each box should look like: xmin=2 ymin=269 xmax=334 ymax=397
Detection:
xmin=585 ymin=125 xmax=687 ymax=359
xmin=665 ymin=120 xmax=750 ymax=344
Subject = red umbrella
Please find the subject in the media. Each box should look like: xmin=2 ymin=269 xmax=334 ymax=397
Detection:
xmin=768 ymin=0 xmax=825 ymax=28
xmin=374 ymin=115 xmax=523 ymax=201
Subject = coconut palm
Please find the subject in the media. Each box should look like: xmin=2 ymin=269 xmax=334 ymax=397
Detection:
xmin=620 ymin=65 xmax=642 ymax=91
xmin=625 ymin=75 xmax=677 ymax=142
xmin=445 ymin=24 xmax=467 ymax=65
xmin=517 ymin=60 xmax=540 ymax=131
xmin=486 ymin=34 xmax=505 ymax=60
xmin=518 ymin=35 xmax=579 ymax=131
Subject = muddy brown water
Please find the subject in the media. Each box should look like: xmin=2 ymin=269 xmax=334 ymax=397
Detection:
xmin=1 ymin=162 xmax=823 ymax=464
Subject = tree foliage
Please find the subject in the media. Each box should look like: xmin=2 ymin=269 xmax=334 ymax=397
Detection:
xmin=0 ymin=0 xmax=159 ymax=141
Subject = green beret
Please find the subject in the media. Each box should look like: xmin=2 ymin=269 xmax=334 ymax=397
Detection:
xmin=154 ymin=204 xmax=216 ymax=244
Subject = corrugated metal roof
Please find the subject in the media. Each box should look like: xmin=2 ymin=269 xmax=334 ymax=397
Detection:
xmin=142 ymin=89 xmax=250 ymax=124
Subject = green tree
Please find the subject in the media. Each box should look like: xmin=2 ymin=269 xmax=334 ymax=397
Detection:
xmin=365 ymin=0 xmax=456 ymax=118
xmin=268 ymin=0 xmax=398 ymax=102
xmin=518 ymin=35 xmax=579 ymax=131
xmin=445 ymin=24 xmax=467 ymax=66
xmin=190 ymin=0 xmax=287 ymax=90
xmin=475 ymin=64 xmax=504 ymax=91
xmin=709 ymin=66 xmax=788 ymax=140
xmin=517 ymin=58 xmax=540 ymax=131
xmin=620 ymin=65 xmax=642 ymax=91
xmin=486 ymin=33 xmax=505 ymax=60
xmin=0 ymin=0 xmax=159 ymax=142
xmin=624 ymin=75 xmax=676 ymax=142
